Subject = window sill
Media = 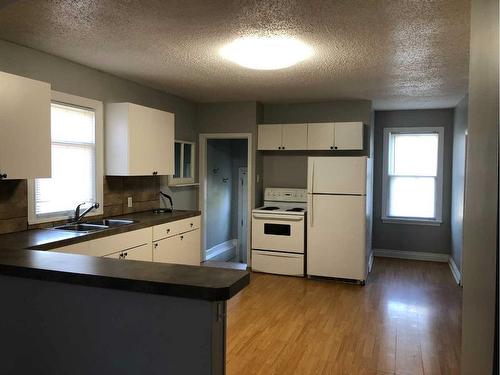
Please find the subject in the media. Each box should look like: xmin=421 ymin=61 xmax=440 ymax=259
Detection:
xmin=382 ymin=217 xmax=442 ymax=226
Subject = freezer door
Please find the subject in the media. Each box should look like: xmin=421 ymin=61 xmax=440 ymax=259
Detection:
xmin=307 ymin=157 xmax=367 ymax=195
xmin=307 ymin=194 xmax=366 ymax=280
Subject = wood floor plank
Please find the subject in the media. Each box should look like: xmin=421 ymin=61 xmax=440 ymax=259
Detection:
xmin=226 ymin=257 xmax=462 ymax=375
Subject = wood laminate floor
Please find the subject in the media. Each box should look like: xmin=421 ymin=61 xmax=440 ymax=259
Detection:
xmin=226 ymin=257 xmax=462 ymax=375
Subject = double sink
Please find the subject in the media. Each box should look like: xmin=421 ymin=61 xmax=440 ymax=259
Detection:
xmin=54 ymin=219 xmax=135 ymax=234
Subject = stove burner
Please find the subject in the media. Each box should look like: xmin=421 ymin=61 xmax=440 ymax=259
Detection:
xmin=260 ymin=206 xmax=280 ymax=211
xmin=286 ymin=208 xmax=305 ymax=212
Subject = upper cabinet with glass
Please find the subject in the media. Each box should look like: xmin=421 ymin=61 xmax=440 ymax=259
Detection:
xmin=105 ymin=103 xmax=174 ymax=176
xmin=168 ymin=140 xmax=196 ymax=186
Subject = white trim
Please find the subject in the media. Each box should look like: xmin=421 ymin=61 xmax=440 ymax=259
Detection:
xmin=237 ymin=167 xmax=248 ymax=263
xmin=205 ymin=239 xmax=238 ymax=260
xmin=382 ymin=218 xmax=442 ymax=226
xmin=27 ymin=91 xmax=104 ymax=224
xmin=168 ymin=140 xmax=196 ymax=186
xmin=448 ymin=256 xmax=462 ymax=285
xmin=199 ymin=133 xmax=253 ymax=266
xmin=381 ymin=127 xmax=444 ymax=225
xmin=368 ymin=250 xmax=374 ymax=272
xmin=373 ymin=248 xmax=449 ymax=262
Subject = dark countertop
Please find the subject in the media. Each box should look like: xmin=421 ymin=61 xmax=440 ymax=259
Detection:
xmin=0 ymin=209 xmax=201 ymax=251
xmin=0 ymin=248 xmax=250 ymax=301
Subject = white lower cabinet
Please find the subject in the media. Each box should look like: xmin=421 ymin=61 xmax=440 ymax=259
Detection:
xmin=103 ymin=243 xmax=152 ymax=261
xmin=153 ymin=228 xmax=200 ymax=266
xmin=50 ymin=218 xmax=202 ymax=267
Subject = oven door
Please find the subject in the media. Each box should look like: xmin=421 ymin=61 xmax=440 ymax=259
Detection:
xmin=251 ymin=213 xmax=304 ymax=253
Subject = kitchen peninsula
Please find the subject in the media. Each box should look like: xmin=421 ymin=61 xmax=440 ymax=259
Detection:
xmin=0 ymin=211 xmax=249 ymax=375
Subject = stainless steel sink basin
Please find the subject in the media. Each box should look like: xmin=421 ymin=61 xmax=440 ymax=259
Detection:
xmin=87 ymin=219 xmax=135 ymax=227
xmin=53 ymin=218 xmax=134 ymax=233
xmin=53 ymin=223 xmax=109 ymax=233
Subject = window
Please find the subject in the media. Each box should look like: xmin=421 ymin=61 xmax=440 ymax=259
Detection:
xmin=168 ymin=140 xmax=196 ymax=186
xmin=28 ymin=91 xmax=103 ymax=224
xmin=382 ymin=127 xmax=444 ymax=225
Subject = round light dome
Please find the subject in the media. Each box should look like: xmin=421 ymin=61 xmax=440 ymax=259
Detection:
xmin=219 ymin=36 xmax=313 ymax=70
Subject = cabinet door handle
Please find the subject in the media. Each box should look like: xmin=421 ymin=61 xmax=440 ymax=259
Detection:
xmin=334 ymin=146 xmax=338 ymax=150
xmin=0 ymin=173 xmax=7 ymax=179
xmin=180 ymin=235 xmax=184 ymax=240
xmin=330 ymin=146 xmax=334 ymax=150
xmin=154 ymin=243 xmax=158 ymax=248
xmin=190 ymin=223 xmax=193 ymax=227
xmin=166 ymin=228 xmax=170 ymax=233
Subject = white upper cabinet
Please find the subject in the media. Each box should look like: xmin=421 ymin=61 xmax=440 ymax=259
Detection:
xmin=307 ymin=122 xmax=364 ymax=150
xmin=282 ymin=124 xmax=308 ymax=150
xmin=105 ymin=103 xmax=174 ymax=176
xmin=307 ymin=122 xmax=335 ymax=150
xmin=257 ymin=124 xmax=282 ymax=150
xmin=334 ymin=122 xmax=364 ymax=150
xmin=0 ymin=71 xmax=51 ymax=180
xmin=258 ymin=124 xmax=307 ymax=150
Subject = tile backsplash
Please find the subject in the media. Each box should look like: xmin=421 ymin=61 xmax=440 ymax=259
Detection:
xmin=0 ymin=176 xmax=161 ymax=235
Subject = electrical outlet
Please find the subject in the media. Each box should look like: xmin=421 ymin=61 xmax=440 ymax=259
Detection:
xmin=127 ymin=197 xmax=133 ymax=208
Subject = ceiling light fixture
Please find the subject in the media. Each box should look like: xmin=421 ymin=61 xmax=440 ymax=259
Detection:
xmin=219 ymin=36 xmax=313 ymax=70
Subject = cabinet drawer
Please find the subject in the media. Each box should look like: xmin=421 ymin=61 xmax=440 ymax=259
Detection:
xmin=153 ymin=229 xmax=201 ymax=266
xmin=103 ymin=243 xmax=153 ymax=262
xmin=251 ymin=250 xmax=304 ymax=276
xmin=152 ymin=216 xmax=201 ymax=241
xmin=90 ymin=228 xmax=152 ymax=257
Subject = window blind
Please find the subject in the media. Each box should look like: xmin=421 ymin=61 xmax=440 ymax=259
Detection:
xmin=34 ymin=103 xmax=96 ymax=217
xmin=387 ymin=133 xmax=439 ymax=219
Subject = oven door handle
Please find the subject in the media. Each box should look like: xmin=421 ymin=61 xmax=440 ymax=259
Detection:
xmin=252 ymin=214 xmax=303 ymax=221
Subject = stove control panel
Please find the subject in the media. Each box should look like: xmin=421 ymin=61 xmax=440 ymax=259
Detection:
xmin=264 ymin=188 xmax=307 ymax=203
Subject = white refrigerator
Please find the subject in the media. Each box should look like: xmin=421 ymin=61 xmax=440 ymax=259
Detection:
xmin=307 ymin=156 xmax=369 ymax=283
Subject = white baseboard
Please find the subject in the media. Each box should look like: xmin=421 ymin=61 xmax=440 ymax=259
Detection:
xmin=206 ymin=239 xmax=238 ymax=261
xmin=373 ymin=248 xmax=449 ymax=262
xmin=448 ymin=256 xmax=461 ymax=285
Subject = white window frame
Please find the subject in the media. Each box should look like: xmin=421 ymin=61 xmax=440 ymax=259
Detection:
xmin=27 ymin=91 xmax=104 ymax=224
xmin=168 ymin=140 xmax=196 ymax=186
xmin=382 ymin=126 xmax=444 ymax=226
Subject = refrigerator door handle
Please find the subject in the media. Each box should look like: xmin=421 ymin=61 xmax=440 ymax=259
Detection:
xmin=310 ymin=195 xmax=314 ymax=227
xmin=311 ymin=161 xmax=315 ymax=194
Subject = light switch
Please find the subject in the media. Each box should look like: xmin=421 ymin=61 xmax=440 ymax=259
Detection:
xmin=127 ymin=197 xmax=133 ymax=207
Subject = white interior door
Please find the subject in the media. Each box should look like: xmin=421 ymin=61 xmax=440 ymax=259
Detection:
xmin=238 ymin=167 xmax=248 ymax=263
xmin=307 ymin=123 xmax=335 ymax=150
xmin=307 ymin=194 xmax=366 ymax=280
xmin=308 ymin=157 xmax=367 ymax=195
xmin=282 ymin=124 xmax=307 ymax=150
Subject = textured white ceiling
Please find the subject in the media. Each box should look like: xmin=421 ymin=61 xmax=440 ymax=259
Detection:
xmin=0 ymin=0 xmax=470 ymax=109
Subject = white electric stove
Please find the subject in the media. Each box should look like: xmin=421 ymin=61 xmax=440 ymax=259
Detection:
xmin=251 ymin=188 xmax=307 ymax=277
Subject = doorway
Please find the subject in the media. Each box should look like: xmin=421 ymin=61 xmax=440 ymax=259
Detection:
xmin=199 ymin=134 xmax=252 ymax=267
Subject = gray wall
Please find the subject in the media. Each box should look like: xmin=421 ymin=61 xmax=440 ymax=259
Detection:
xmin=0 ymin=39 xmax=199 ymax=210
xmin=206 ymin=140 xmax=233 ymax=249
xmin=197 ymin=102 xmax=263 ymax=208
xmin=461 ymin=0 xmax=498 ymax=372
xmin=372 ymin=109 xmax=454 ymax=254
xmin=260 ymin=100 xmax=373 ymax=189
xmin=451 ymin=95 xmax=468 ymax=272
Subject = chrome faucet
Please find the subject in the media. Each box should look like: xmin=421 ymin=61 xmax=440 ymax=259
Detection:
xmin=73 ymin=202 xmax=100 ymax=223
xmin=160 ymin=191 xmax=174 ymax=212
